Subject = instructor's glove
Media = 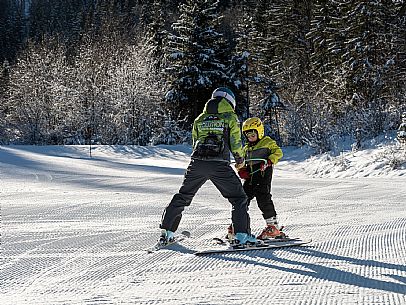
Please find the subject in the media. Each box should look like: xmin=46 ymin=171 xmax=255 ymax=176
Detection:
xmin=260 ymin=159 xmax=273 ymax=172
xmin=234 ymin=157 xmax=245 ymax=170
xmin=238 ymin=167 xmax=250 ymax=180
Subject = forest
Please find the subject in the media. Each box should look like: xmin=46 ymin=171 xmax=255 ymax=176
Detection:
xmin=0 ymin=0 xmax=405 ymax=151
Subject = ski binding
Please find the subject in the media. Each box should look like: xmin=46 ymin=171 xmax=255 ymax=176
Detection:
xmin=146 ymin=230 xmax=191 ymax=253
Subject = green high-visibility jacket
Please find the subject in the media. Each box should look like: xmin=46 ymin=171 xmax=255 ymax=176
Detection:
xmin=191 ymin=98 xmax=244 ymax=162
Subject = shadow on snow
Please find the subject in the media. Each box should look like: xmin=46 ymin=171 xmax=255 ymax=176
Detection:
xmin=0 ymin=146 xmax=187 ymax=193
xmin=196 ymin=245 xmax=406 ymax=295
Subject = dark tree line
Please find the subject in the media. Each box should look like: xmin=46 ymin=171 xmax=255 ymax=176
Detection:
xmin=0 ymin=0 xmax=405 ymax=151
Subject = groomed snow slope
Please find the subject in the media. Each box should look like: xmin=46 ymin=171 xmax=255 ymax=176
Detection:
xmin=1 ymin=145 xmax=405 ymax=305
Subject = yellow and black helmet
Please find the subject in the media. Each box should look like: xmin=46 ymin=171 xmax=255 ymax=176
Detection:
xmin=242 ymin=117 xmax=264 ymax=139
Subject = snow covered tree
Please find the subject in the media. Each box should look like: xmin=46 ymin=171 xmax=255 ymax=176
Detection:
xmin=308 ymin=0 xmax=344 ymax=73
xmin=6 ymin=38 xmax=75 ymax=144
xmin=144 ymin=0 xmax=168 ymax=71
xmin=307 ymin=0 xmax=348 ymax=122
xmin=246 ymin=0 xmax=280 ymax=117
xmin=0 ymin=60 xmax=10 ymax=143
xmin=150 ymin=112 xmax=192 ymax=145
xmin=4 ymin=25 xmax=167 ymax=145
xmin=266 ymin=0 xmax=312 ymax=87
xmin=103 ymin=41 xmax=166 ymax=145
xmin=226 ymin=0 xmax=256 ymax=119
xmin=164 ymin=0 xmax=228 ymax=123
xmin=250 ymin=0 xmax=277 ymax=85
xmin=336 ymin=0 xmax=399 ymax=136
xmin=0 ymin=0 xmax=27 ymax=63
xmin=262 ymin=0 xmax=323 ymax=147
xmin=228 ymin=50 xmax=251 ymax=118
xmin=1 ymin=0 xmax=405 ymax=147
xmin=389 ymin=2 xmax=406 ymax=119
xmin=397 ymin=112 xmax=406 ymax=145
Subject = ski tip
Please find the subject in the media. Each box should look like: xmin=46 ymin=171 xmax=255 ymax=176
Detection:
xmin=146 ymin=246 xmax=159 ymax=254
xmin=181 ymin=230 xmax=191 ymax=238
xmin=212 ymin=237 xmax=226 ymax=245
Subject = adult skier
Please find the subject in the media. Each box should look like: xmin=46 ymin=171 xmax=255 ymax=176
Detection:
xmin=159 ymin=88 xmax=257 ymax=245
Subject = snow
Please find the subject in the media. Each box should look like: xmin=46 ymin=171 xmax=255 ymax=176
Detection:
xmin=1 ymin=138 xmax=405 ymax=304
xmin=281 ymin=134 xmax=406 ymax=179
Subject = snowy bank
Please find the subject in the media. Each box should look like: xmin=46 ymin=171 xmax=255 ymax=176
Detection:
xmin=1 ymin=133 xmax=405 ymax=180
xmin=281 ymin=132 xmax=406 ymax=178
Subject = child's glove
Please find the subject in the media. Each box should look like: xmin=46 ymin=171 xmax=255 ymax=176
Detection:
xmin=234 ymin=157 xmax=245 ymax=170
xmin=260 ymin=159 xmax=273 ymax=171
xmin=238 ymin=167 xmax=250 ymax=179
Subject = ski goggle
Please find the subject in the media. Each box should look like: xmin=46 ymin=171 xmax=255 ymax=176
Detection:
xmin=245 ymin=130 xmax=257 ymax=138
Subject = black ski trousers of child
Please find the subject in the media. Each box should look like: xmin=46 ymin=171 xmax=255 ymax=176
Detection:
xmin=160 ymin=159 xmax=250 ymax=233
xmin=243 ymin=166 xmax=277 ymax=220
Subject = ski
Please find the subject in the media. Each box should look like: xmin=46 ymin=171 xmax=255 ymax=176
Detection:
xmin=195 ymin=239 xmax=311 ymax=256
xmin=212 ymin=236 xmax=303 ymax=245
xmin=146 ymin=230 xmax=191 ymax=253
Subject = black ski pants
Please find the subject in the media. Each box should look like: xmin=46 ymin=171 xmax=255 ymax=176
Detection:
xmin=160 ymin=159 xmax=250 ymax=233
xmin=243 ymin=166 xmax=277 ymax=220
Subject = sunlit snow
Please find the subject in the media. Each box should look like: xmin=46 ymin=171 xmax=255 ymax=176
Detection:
xmin=1 ymin=138 xmax=405 ymax=304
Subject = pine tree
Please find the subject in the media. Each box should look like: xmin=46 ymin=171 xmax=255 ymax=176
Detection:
xmin=251 ymin=0 xmax=275 ymax=82
xmin=0 ymin=0 xmax=27 ymax=62
xmin=145 ymin=0 xmax=167 ymax=71
xmin=227 ymin=0 xmax=256 ymax=119
xmin=307 ymin=0 xmax=348 ymax=120
xmin=389 ymin=2 xmax=406 ymax=117
xmin=338 ymin=0 xmax=399 ymax=136
xmin=264 ymin=0 xmax=322 ymax=147
xmin=0 ymin=59 xmax=10 ymax=143
xmin=308 ymin=0 xmax=343 ymax=74
xmin=165 ymin=0 xmax=228 ymax=122
xmin=266 ymin=0 xmax=312 ymax=85
xmin=244 ymin=0 xmax=274 ymax=116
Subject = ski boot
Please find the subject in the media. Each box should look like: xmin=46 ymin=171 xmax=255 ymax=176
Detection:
xmin=257 ymin=224 xmax=286 ymax=240
xmin=234 ymin=232 xmax=258 ymax=246
xmin=159 ymin=229 xmax=175 ymax=245
xmin=257 ymin=216 xmax=286 ymax=240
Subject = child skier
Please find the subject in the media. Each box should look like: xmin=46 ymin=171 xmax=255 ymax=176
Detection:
xmin=236 ymin=117 xmax=284 ymax=239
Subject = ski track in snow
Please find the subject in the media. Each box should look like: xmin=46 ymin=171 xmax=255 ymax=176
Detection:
xmin=0 ymin=145 xmax=405 ymax=305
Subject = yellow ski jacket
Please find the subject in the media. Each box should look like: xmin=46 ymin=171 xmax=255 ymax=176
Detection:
xmin=243 ymin=136 xmax=283 ymax=166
